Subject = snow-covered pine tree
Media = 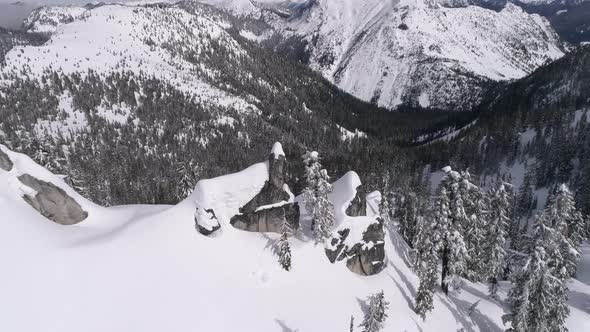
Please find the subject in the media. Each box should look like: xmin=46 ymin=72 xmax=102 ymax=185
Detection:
xmin=503 ymin=192 xmax=573 ymax=332
xmin=414 ymin=221 xmax=439 ymax=319
xmin=397 ymin=191 xmax=420 ymax=248
xmin=379 ymin=171 xmax=394 ymax=227
xmin=516 ymin=170 xmax=535 ymax=220
xmin=360 ymin=291 xmax=389 ymax=332
xmin=302 ymin=151 xmax=335 ymax=241
xmin=414 ymin=167 xmax=467 ymax=312
xmin=458 ymin=170 xmax=487 ymax=282
xmin=437 ymin=167 xmax=468 ymax=294
xmin=64 ymin=165 xmax=90 ymax=198
xmin=483 ymin=179 xmax=512 ymax=297
xmin=176 ymin=160 xmax=196 ymax=201
xmin=276 ymin=216 xmax=293 ymax=271
xmin=542 ymin=184 xmax=583 ymax=277
xmin=277 ymin=232 xmax=292 ymax=271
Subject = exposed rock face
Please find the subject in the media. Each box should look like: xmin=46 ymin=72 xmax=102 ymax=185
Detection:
xmin=18 ymin=174 xmax=88 ymax=225
xmin=231 ymin=203 xmax=300 ymax=233
xmin=325 ymin=218 xmax=386 ymax=276
xmin=231 ymin=143 xmax=300 ymax=234
xmin=0 ymin=148 xmax=13 ymax=171
xmin=345 ymin=184 xmax=366 ymax=217
xmin=195 ymin=207 xmax=221 ymax=236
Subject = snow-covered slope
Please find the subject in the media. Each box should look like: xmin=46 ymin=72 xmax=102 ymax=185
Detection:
xmin=1 ymin=145 xmax=589 ymax=331
xmin=2 ymin=2 xmax=256 ymax=112
xmin=257 ymin=0 xmax=564 ymax=110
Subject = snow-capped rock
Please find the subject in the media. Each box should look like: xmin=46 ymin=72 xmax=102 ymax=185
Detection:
xmin=256 ymin=0 xmax=565 ymax=110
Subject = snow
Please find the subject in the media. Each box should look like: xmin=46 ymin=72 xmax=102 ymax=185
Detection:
xmin=255 ymin=200 xmax=290 ymax=212
xmin=519 ymin=128 xmax=537 ymax=146
xmin=95 ymin=102 xmax=133 ymax=125
xmin=418 ymin=91 xmax=431 ymax=108
xmin=572 ymin=109 xmax=590 ymax=127
xmin=239 ymin=29 xmax=271 ymax=42
xmin=264 ymin=0 xmax=564 ymax=110
xmin=366 ymin=190 xmax=381 ymax=218
xmin=1 ymin=145 xmax=590 ymax=331
xmin=213 ymin=116 xmax=236 ymax=128
xmin=283 ymin=183 xmax=294 ymax=203
xmin=34 ymin=92 xmax=88 ymax=139
xmin=338 ymin=125 xmax=367 ymax=141
xmin=329 ymin=170 xmax=362 ymax=224
xmin=271 ymin=142 xmax=285 ymax=158
xmin=2 ymin=3 xmax=258 ymax=114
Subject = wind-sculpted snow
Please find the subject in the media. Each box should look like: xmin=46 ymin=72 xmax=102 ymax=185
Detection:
xmin=1 ymin=145 xmax=590 ymax=331
xmin=257 ymin=0 xmax=564 ymax=110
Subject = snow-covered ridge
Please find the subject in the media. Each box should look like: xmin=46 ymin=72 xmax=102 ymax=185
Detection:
xmin=3 ymin=2 xmax=258 ymax=113
xmin=23 ymin=5 xmax=88 ymax=34
xmin=247 ymin=0 xmax=564 ymax=110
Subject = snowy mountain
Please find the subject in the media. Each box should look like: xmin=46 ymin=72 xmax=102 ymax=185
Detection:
xmin=248 ymin=0 xmax=565 ymax=110
xmin=1 ymin=143 xmax=590 ymax=331
xmin=3 ymin=2 xmax=257 ymax=112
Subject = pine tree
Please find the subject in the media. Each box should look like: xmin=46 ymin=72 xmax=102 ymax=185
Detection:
xmin=483 ymin=179 xmax=512 ymax=297
xmin=414 ymin=220 xmax=439 ymax=319
xmin=275 ymin=215 xmax=293 ymax=271
xmin=503 ymin=189 xmax=575 ymax=332
xmin=64 ymin=165 xmax=89 ymax=198
xmin=360 ymin=291 xmax=389 ymax=332
xmin=397 ymin=191 xmax=419 ymax=248
xmin=516 ymin=170 xmax=535 ymax=220
xmin=378 ymin=171 xmax=394 ymax=227
xmin=302 ymin=151 xmax=335 ymax=241
xmin=277 ymin=232 xmax=292 ymax=271
xmin=542 ymin=184 xmax=583 ymax=277
xmin=437 ymin=168 xmax=468 ymax=294
xmin=451 ymin=170 xmax=487 ymax=282
xmin=176 ymin=160 xmax=196 ymax=201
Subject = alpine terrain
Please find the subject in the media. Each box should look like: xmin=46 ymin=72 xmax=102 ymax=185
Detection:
xmin=1 ymin=1 xmax=590 ymax=332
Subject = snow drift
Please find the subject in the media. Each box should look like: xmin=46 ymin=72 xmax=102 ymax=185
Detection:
xmin=1 ymin=144 xmax=589 ymax=331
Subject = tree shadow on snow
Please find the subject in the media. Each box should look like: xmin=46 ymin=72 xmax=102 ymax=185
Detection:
xmin=274 ymin=319 xmax=299 ymax=332
xmin=356 ymin=296 xmax=369 ymax=315
xmin=387 ymin=227 xmax=413 ymax=268
xmin=440 ymin=295 xmax=504 ymax=332
xmin=387 ymin=263 xmax=418 ymax=311
xmin=569 ymin=290 xmax=590 ymax=314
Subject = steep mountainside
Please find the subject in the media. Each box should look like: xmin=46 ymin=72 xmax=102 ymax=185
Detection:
xmin=2 ymin=1 xmax=468 ymax=205
xmin=235 ymin=0 xmax=565 ymax=110
xmin=416 ymin=45 xmax=590 ymax=214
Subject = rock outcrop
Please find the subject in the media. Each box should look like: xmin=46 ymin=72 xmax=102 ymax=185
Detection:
xmin=18 ymin=174 xmax=88 ymax=225
xmin=195 ymin=207 xmax=221 ymax=236
xmin=325 ymin=217 xmax=386 ymax=276
xmin=345 ymin=184 xmax=366 ymax=217
xmin=0 ymin=148 xmax=13 ymax=171
xmin=231 ymin=202 xmax=300 ymax=233
xmin=230 ymin=143 xmax=300 ymax=233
